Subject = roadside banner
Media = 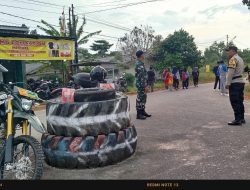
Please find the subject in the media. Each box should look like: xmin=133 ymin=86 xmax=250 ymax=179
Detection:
xmin=205 ymin=65 xmax=210 ymax=73
xmin=0 ymin=36 xmax=75 ymax=60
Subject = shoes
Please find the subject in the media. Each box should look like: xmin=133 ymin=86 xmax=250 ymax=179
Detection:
xmin=228 ymin=120 xmax=242 ymax=126
xmin=142 ymin=110 xmax=152 ymax=117
xmin=241 ymin=119 xmax=246 ymax=124
xmin=136 ymin=110 xmax=147 ymax=120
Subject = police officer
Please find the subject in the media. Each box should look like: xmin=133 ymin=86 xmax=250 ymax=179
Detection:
xmin=135 ymin=50 xmax=151 ymax=120
xmin=225 ymin=46 xmax=245 ymax=125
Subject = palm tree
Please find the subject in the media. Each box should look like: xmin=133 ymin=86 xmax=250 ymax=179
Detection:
xmin=37 ymin=17 xmax=101 ymax=81
xmin=37 ymin=17 xmax=101 ymax=45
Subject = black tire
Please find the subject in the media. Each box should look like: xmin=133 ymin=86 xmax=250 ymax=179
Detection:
xmin=37 ymin=91 xmax=47 ymax=100
xmin=0 ymin=135 xmax=44 ymax=180
xmin=74 ymin=88 xmax=115 ymax=102
xmin=41 ymin=125 xmax=137 ymax=169
xmin=46 ymin=95 xmax=130 ymax=137
xmin=50 ymin=88 xmax=62 ymax=99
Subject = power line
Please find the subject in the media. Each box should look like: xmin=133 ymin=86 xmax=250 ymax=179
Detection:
xmin=78 ymin=0 xmax=129 ymax=7
xmin=85 ymin=17 xmax=131 ymax=32
xmin=10 ymin=0 xmax=62 ymax=9
xmin=196 ymin=36 xmax=225 ymax=45
xmin=0 ymin=3 xmax=61 ymax=14
xmin=78 ymin=0 xmax=165 ymax=14
xmin=83 ymin=32 xmax=118 ymax=39
xmin=86 ymin=16 xmax=132 ymax=31
xmin=0 ymin=11 xmax=60 ymax=27
xmin=23 ymin=0 xmax=63 ymax=7
xmin=0 ymin=15 xmax=120 ymax=41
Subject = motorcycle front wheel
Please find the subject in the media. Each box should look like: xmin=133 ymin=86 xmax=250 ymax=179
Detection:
xmin=0 ymin=135 xmax=44 ymax=180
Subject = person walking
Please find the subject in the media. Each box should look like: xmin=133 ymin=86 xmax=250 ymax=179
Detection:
xmin=172 ymin=67 xmax=180 ymax=90
xmin=218 ymin=60 xmax=228 ymax=96
xmin=147 ymin=66 xmax=156 ymax=92
xmin=186 ymin=68 xmax=190 ymax=89
xmin=135 ymin=50 xmax=151 ymax=120
xmin=181 ymin=69 xmax=188 ymax=89
xmin=162 ymin=68 xmax=169 ymax=90
xmin=225 ymin=46 xmax=245 ymax=126
xmin=192 ymin=67 xmax=199 ymax=87
xmin=213 ymin=62 xmax=220 ymax=91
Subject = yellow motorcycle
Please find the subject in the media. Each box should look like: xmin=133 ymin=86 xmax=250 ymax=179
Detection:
xmin=0 ymin=82 xmax=46 ymax=179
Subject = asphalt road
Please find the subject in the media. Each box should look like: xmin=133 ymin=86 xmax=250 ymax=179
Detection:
xmin=34 ymin=83 xmax=250 ymax=179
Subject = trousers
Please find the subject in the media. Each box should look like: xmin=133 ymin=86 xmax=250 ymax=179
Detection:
xmin=136 ymin=85 xmax=147 ymax=111
xmin=229 ymin=83 xmax=245 ymax=121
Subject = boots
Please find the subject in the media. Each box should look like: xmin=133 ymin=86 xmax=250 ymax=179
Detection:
xmin=142 ymin=109 xmax=152 ymax=117
xmin=137 ymin=110 xmax=147 ymax=120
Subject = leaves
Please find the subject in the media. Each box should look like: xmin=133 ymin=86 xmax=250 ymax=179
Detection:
xmin=153 ymin=29 xmax=202 ymax=70
xmin=78 ymin=30 xmax=102 ymax=45
xmin=37 ymin=20 xmax=60 ymax=36
xmin=90 ymin=40 xmax=113 ymax=55
xmin=118 ymin=25 xmax=156 ymax=62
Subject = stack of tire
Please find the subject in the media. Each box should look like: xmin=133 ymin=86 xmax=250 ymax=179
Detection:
xmin=41 ymin=88 xmax=137 ymax=169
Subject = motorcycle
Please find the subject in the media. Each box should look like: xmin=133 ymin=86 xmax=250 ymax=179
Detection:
xmin=34 ymin=80 xmax=62 ymax=100
xmin=0 ymin=81 xmax=46 ymax=179
xmin=115 ymin=73 xmax=128 ymax=92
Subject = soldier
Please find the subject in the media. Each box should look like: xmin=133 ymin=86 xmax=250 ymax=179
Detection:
xmin=135 ymin=50 xmax=151 ymax=120
xmin=225 ymin=46 xmax=245 ymax=126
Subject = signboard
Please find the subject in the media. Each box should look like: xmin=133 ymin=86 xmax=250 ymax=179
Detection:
xmin=0 ymin=36 xmax=75 ymax=60
xmin=205 ymin=65 xmax=210 ymax=73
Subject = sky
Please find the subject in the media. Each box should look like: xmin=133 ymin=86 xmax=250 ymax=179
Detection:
xmin=1 ymin=0 xmax=250 ymax=54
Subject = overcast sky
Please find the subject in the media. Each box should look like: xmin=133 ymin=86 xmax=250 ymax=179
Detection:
xmin=1 ymin=0 xmax=250 ymax=53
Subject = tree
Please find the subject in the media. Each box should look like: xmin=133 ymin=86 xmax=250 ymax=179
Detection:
xmin=153 ymin=29 xmax=202 ymax=72
xmin=90 ymin=40 xmax=113 ymax=56
xmin=37 ymin=17 xmax=101 ymax=81
xmin=204 ymin=41 xmax=235 ymax=64
xmin=37 ymin=18 xmax=101 ymax=45
xmin=78 ymin=48 xmax=94 ymax=61
xmin=204 ymin=41 xmax=227 ymax=64
xmin=243 ymin=0 xmax=250 ymax=9
xmin=239 ymin=49 xmax=250 ymax=64
xmin=118 ymin=25 xmax=156 ymax=62
xmin=29 ymin=29 xmax=38 ymax=35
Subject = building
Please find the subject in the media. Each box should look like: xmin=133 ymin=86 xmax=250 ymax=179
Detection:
xmin=0 ymin=24 xmax=29 ymax=86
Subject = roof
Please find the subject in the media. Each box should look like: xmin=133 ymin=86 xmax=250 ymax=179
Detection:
xmin=26 ymin=63 xmax=43 ymax=75
xmin=0 ymin=24 xmax=29 ymax=34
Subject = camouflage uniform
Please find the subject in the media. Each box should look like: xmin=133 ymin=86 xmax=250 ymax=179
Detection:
xmin=226 ymin=53 xmax=245 ymax=122
xmin=135 ymin=60 xmax=147 ymax=111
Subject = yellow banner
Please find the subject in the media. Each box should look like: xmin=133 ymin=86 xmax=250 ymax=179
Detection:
xmin=205 ymin=65 xmax=210 ymax=73
xmin=0 ymin=37 xmax=75 ymax=60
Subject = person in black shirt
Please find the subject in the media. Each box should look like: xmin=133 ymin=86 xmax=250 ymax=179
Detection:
xmin=147 ymin=66 xmax=156 ymax=92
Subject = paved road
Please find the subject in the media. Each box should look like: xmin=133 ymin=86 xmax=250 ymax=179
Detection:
xmin=34 ymin=83 xmax=250 ymax=179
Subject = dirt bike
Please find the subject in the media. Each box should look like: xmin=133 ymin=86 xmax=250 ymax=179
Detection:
xmin=0 ymin=82 xmax=46 ymax=179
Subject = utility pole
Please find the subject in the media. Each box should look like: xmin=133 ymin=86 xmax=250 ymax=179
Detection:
xmin=68 ymin=7 xmax=73 ymax=75
xmin=226 ymin=35 xmax=236 ymax=47
xmin=71 ymin=4 xmax=79 ymax=74
xmin=226 ymin=34 xmax=229 ymax=47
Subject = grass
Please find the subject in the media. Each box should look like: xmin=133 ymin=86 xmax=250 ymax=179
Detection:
xmin=198 ymin=72 xmax=215 ymax=83
xmin=126 ymin=71 xmax=215 ymax=93
xmin=244 ymin=83 xmax=250 ymax=99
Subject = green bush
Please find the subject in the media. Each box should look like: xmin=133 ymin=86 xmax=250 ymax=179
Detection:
xmin=124 ymin=73 xmax=135 ymax=86
xmin=81 ymin=66 xmax=92 ymax=73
